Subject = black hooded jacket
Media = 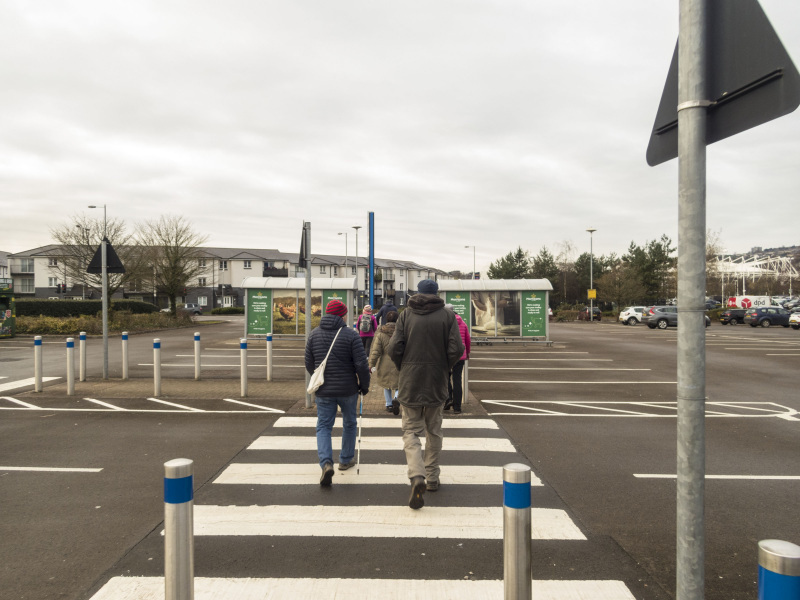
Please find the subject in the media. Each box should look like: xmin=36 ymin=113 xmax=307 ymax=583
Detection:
xmin=305 ymin=314 xmax=370 ymax=397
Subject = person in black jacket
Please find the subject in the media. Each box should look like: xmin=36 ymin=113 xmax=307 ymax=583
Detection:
xmin=305 ymin=299 xmax=370 ymax=486
xmin=375 ymin=299 xmax=398 ymax=325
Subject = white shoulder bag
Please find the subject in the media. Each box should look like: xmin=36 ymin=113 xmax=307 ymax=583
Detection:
xmin=307 ymin=328 xmax=343 ymax=395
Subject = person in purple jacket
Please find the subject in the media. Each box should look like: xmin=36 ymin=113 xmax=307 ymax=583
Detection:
xmin=358 ymin=305 xmax=378 ymax=355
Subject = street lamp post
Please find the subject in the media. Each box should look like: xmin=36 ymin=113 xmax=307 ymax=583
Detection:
xmin=586 ymin=228 xmax=596 ymax=323
xmin=338 ymin=232 xmax=348 ymax=274
xmin=89 ymin=204 xmax=109 ymax=379
xmin=352 ymin=225 xmax=361 ymax=312
xmin=465 ymin=245 xmax=476 ymax=279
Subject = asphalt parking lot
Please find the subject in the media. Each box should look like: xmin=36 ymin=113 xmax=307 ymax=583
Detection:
xmin=1 ymin=318 xmax=798 ymax=599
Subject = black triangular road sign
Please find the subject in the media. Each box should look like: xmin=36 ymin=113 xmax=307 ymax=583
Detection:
xmin=647 ymin=0 xmax=800 ymax=166
xmin=86 ymin=238 xmax=126 ymax=274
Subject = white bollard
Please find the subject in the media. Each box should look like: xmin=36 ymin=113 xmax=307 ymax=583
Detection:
xmin=463 ymin=359 xmax=469 ymax=405
xmin=154 ymin=338 xmax=162 ymax=397
xmin=34 ymin=336 xmax=43 ymax=392
xmin=122 ymin=332 xmax=129 ymax=380
xmin=240 ymin=338 xmax=248 ymax=397
xmin=194 ymin=332 xmax=201 ymax=381
xmin=164 ymin=458 xmax=194 ymax=600
xmin=503 ymin=463 xmax=532 ymax=600
xmin=266 ymin=333 xmax=273 ymax=382
xmin=66 ymin=338 xmax=75 ymax=396
xmin=79 ymin=332 xmax=87 ymax=382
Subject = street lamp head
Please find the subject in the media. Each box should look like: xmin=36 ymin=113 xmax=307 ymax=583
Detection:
xmin=88 ymin=205 xmax=97 ymax=209
xmin=586 ymin=228 xmax=596 ymax=234
xmin=352 ymin=225 xmax=361 ymax=231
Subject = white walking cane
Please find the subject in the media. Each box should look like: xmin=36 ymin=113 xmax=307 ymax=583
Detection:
xmin=356 ymin=393 xmax=364 ymax=475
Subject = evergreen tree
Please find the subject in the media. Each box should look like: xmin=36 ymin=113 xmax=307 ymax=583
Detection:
xmin=487 ymin=247 xmax=532 ymax=279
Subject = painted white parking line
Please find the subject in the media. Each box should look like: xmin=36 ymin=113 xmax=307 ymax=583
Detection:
xmin=90 ymin=576 xmax=634 ymax=600
xmin=483 ymin=400 xmax=796 ymax=418
xmin=193 ymin=505 xmax=585 ymax=540
xmin=138 ymin=363 xmax=304 ymax=368
xmin=147 ymin=397 xmax=204 ymax=411
xmin=766 ymin=353 xmax=800 ymax=356
xmin=214 ymin=463 xmax=542 ymax=486
xmin=0 ymin=377 xmax=60 ymax=392
xmin=249 ymin=436 xmax=516 ymax=452
xmin=1 ymin=466 xmax=102 ymax=473
xmin=471 ymin=358 xmax=612 ymax=362
xmin=472 ymin=351 xmax=588 ymax=354
xmin=635 ymin=474 xmax=800 ymax=480
xmin=469 ymin=367 xmax=649 ymax=371
xmin=84 ymin=398 xmax=125 ymax=410
xmin=472 ymin=380 xmax=675 ymax=384
xmin=273 ymin=416 xmax=498 ymax=429
xmin=223 ymin=398 xmax=285 ymax=413
xmin=2 ymin=396 xmax=40 ymax=408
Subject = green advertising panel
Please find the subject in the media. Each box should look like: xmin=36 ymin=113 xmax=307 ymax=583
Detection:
xmin=322 ymin=290 xmax=348 ymax=319
xmin=247 ymin=289 xmax=272 ymax=335
xmin=521 ymin=292 xmax=546 ymax=337
xmin=445 ymin=291 xmax=470 ymax=328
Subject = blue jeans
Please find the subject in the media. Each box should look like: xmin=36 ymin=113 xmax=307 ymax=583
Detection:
xmin=383 ymin=388 xmax=398 ymax=406
xmin=315 ymin=394 xmax=359 ymax=468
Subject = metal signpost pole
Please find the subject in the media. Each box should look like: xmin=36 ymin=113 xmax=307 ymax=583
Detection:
xmin=586 ymin=228 xmax=596 ymax=321
xmin=676 ymin=2 xmax=708 ymax=599
xmin=89 ymin=204 xmax=109 ymax=379
xmin=304 ymin=223 xmax=313 ymax=409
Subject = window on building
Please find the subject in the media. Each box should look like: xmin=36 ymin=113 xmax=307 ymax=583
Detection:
xmin=20 ymin=259 xmax=34 ymax=273
xmin=198 ymin=296 xmax=208 ymax=306
xmin=199 ymin=258 xmax=206 ymax=267
xmin=417 ymin=270 xmax=421 ymax=277
xmin=48 ymin=258 xmax=58 ymax=267
xmin=400 ymin=283 xmax=403 ymax=290
xmin=243 ymin=260 xmax=252 ymax=269
xmin=198 ymin=278 xmax=206 ymax=286
xmin=351 ymin=266 xmax=357 ymax=275
xmin=332 ymin=267 xmax=338 ymax=276
xmin=319 ymin=265 xmax=326 ymax=274
xmin=20 ymin=278 xmax=34 ymax=293
xmin=48 ymin=277 xmax=58 ymax=287
xmin=264 ymin=261 xmax=274 ymax=268
xmin=219 ymin=260 xmax=228 ymax=271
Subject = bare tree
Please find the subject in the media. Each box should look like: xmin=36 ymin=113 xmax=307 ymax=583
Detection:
xmin=49 ymin=214 xmax=147 ymax=298
xmin=137 ymin=215 xmax=209 ymax=314
xmin=556 ymin=240 xmax=576 ymax=303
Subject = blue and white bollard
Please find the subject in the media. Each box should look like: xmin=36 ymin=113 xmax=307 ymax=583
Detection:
xmin=164 ymin=458 xmax=194 ymax=600
xmin=266 ymin=333 xmax=273 ymax=382
xmin=34 ymin=336 xmax=43 ymax=392
xmin=79 ymin=332 xmax=87 ymax=382
xmin=503 ymin=463 xmax=532 ymax=600
xmin=193 ymin=332 xmax=201 ymax=381
xmin=66 ymin=338 xmax=75 ymax=396
xmin=758 ymin=539 xmax=800 ymax=600
xmin=121 ymin=332 xmax=129 ymax=380
xmin=154 ymin=338 xmax=161 ymax=397
xmin=240 ymin=338 xmax=248 ymax=397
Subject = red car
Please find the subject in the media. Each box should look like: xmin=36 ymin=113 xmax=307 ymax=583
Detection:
xmin=577 ymin=307 xmax=602 ymax=321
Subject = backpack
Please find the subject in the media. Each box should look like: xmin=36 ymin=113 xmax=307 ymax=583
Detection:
xmin=359 ymin=314 xmax=372 ymax=333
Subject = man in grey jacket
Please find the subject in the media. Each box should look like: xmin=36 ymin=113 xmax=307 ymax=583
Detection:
xmin=388 ymin=279 xmax=464 ymax=509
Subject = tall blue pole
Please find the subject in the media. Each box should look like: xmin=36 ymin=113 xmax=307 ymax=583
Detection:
xmin=369 ymin=212 xmax=375 ymax=308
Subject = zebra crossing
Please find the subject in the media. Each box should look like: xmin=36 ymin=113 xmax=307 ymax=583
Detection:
xmin=88 ymin=414 xmax=637 ymax=600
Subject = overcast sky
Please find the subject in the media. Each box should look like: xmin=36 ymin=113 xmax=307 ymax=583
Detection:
xmin=2 ymin=1 xmax=799 ymax=275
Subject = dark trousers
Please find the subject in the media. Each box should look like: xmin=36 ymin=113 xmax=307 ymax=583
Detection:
xmin=448 ymin=360 xmax=465 ymax=410
xmin=361 ymin=336 xmax=373 ymax=356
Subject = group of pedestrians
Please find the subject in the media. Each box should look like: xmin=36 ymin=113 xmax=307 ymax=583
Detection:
xmin=304 ymin=280 xmax=470 ymax=509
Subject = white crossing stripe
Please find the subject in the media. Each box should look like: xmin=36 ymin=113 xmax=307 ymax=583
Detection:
xmin=274 ymin=416 xmax=498 ymax=429
xmin=214 ymin=463 xmax=542 ymax=486
xmin=0 ymin=377 xmax=60 ymax=392
xmin=90 ymin=577 xmax=635 ymax=600
xmin=193 ymin=505 xmax=585 ymax=540
xmin=1 ymin=466 xmax=102 ymax=473
xmin=249 ymin=436 xmax=516 ymax=452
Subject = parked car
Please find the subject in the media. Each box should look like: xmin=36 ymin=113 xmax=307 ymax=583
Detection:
xmin=619 ymin=306 xmax=646 ymax=326
xmin=705 ymin=300 xmax=722 ymax=310
xmin=719 ymin=308 xmax=747 ymax=325
xmin=161 ymin=303 xmax=203 ymax=316
xmin=643 ymin=306 xmax=711 ymax=329
xmin=743 ymin=306 xmax=791 ymax=328
xmin=790 ymin=312 xmax=800 ymax=330
xmin=577 ymin=307 xmax=602 ymax=321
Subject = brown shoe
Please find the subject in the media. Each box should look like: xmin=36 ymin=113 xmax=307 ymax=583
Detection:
xmin=320 ymin=462 xmax=334 ymax=486
xmin=426 ymin=480 xmax=439 ymax=492
xmin=409 ymin=476 xmax=425 ymax=509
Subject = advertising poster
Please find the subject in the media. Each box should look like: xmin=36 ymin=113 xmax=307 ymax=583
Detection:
xmin=469 ymin=291 xmax=521 ymax=337
xmin=445 ymin=292 xmax=470 ymax=327
xmin=322 ymin=290 xmax=348 ymax=324
xmin=521 ymin=292 xmax=546 ymax=337
xmin=246 ymin=289 xmax=272 ymax=336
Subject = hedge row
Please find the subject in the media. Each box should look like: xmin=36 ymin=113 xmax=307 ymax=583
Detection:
xmin=16 ymin=299 xmax=159 ymax=317
xmin=210 ymin=306 xmax=244 ymax=315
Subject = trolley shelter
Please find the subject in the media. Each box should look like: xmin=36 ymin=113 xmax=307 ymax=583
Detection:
xmin=241 ymin=277 xmax=357 ymax=337
xmin=437 ymin=279 xmax=552 ymax=342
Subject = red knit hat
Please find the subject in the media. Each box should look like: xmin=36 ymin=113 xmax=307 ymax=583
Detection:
xmin=326 ymin=299 xmax=348 ymax=317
